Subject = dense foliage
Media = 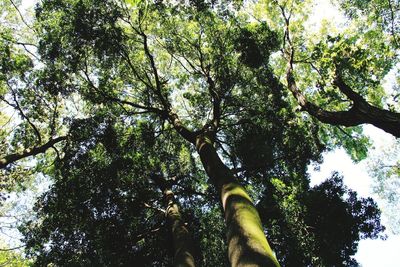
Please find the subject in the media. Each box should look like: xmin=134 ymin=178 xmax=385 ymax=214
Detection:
xmin=20 ymin=120 xmax=384 ymax=266
xmin=1 ymin=0 xmax=397 ymax=266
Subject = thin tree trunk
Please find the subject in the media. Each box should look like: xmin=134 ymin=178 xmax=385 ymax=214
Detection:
xmin=195 ymin=134 xmax=280 ymax=267
xmin=151 ymin=174 xmax=197 ymax=267
xmin=164 ymin=189 xmax=197 ymax=267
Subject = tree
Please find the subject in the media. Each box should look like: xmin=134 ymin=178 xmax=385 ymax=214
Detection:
xmin=0 ymin=0 xmax=390 ymax=266
xmin=0 ymin=0 xmax=67 ymax=170
xmin=20 ymin=118 xmax=384 ymax=266
xmin=252 ymin=0 xmax=400 ymax=138
xmin=32 ymin=1 xmax=286 ymax=265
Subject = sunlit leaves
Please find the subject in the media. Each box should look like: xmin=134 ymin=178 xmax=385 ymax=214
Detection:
xmin=338 ymin=0 xmax=400 ymax=47
xmin=312 ymin=34 xmax=393 ymax=95
xmin=318 ymin=124 xmax=370 ymax=162
xmin=0 ymin=242 xmax=29 ymax=267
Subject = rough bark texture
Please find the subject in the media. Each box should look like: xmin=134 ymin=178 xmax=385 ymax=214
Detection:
xmin=164 ymin=189 xmax=197 ymax=267
xmin=195 ymin=134 xmax=280 ymax=267
xmin=0 ymin=136 xmax=67 ymax=169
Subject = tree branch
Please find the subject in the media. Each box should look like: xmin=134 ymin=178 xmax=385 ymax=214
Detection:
xmin=0 ymin=88 xmax=42 ymax=143
xmin=0 ymin=245 xmax=25 ymax=251
xmin=140 ymin=29 xmax=196 ymax=143
xmin=281 ymin=5 xmax=400 ymax=137
xmin=0 ymin=136 xmax=67 ymax=169
xmin=9 ymin=0 xmax=35 ymax=32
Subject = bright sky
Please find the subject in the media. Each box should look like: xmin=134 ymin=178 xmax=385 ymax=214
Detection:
xmin=309 ymin=126 xmax=399 ymax=266
xmin=2 ymin=0 xmax=398 ymax=265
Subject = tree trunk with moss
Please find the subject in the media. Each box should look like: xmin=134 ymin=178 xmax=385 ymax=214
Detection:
xmin=151 ymin=174 xmax=197 ymax=267
xmin=195 ymin=134 xmax=280 ymax=267
xmin=164 ymin=189 xmax=197 ymax=267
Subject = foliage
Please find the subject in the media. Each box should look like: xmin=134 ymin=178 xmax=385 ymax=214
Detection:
xmin=0 ymin=0 xmax=67 ymax=173
xmin=0 ymin=242 xmax=30 ymax=267
xmin=339 ymin=0 xmax=400 ymax=47
xmin=20 ymin=118 xmax=227 ymax=266
xmin=21 ymin=117 xmax=385 ymax=266
xmin=258 ymin=172 xmax=385 ymax=266
xmin=0 ymin=0 xmax=392 ymax=266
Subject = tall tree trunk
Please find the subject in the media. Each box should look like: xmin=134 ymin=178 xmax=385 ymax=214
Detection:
xmin=195 ymin=134 xmax=280 ymax=267
xmin=164 ymin=189 xmax=197 ymax=267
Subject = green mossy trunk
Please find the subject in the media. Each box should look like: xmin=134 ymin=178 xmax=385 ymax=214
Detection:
xmin=164 ymin=190 xmax=197 ymax=267
xmin=195 ymin=135 xmax=280 ymax=267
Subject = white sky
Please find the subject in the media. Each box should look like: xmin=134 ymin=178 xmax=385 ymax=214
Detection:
xmin=306 ymin=0 xmax=348 ymax=34
xmin=2 ymin=0 xmax=399 ymax=265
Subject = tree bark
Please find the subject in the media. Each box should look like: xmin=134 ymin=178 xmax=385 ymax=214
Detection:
xmin=286 ymin=64 xmax=400 ymax=137
xmin=151 ymin=174 xmax=197 ymax=267
xmin=0 ymin=136 xmax=67 ymax=169
xmin=164 ymin=189 xmax=197 ymax=267
xmin=195 ymin=134 xmax=280 ymax=267
xmin=333 ymin=75 xmax=400 ymax=137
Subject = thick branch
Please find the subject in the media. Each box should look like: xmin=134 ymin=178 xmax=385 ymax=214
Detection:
xmin=332 ymin=74 xmax=400 ymax=136
xmin=0 ymin=136 xmax=67 ymax=169
xmin=287 ymin=64 xmax=400 ymax=136
xmin=282 ymin=11 xmax=400 ymax=137
xmin=288 ymin=70 xmax=400 ymax=136
xmin=332 ymin=71 xmax=365 ymax=103
xmin=206 ymin=73 xmax=221 ymax=137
